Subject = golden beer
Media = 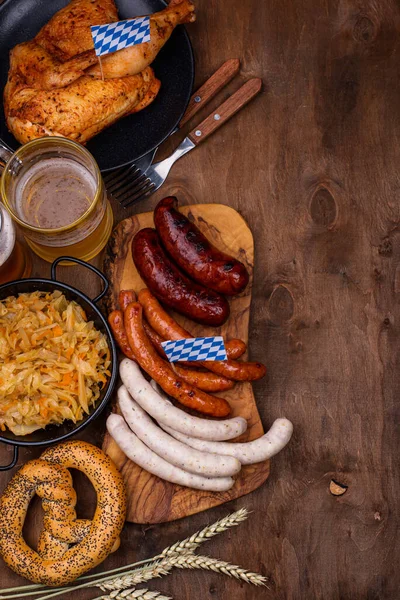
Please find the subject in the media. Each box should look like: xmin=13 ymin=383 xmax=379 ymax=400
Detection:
xmin=1 ymin=138 xmax=113 ymax=263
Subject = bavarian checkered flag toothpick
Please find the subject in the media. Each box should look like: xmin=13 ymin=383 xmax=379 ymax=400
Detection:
xmin=162 ymin=336 xmax=228 ymax=362
xmin=91 ymin=17 xmax=150 ymax=57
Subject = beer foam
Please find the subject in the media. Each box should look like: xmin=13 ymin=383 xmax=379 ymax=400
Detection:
xmin=0 ymin=203 xmax=16 ymax=266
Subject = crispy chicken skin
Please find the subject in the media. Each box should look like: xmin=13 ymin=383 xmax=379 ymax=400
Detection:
xmin=35 ymin=0 xmax=118 ymax=61
xmin=4 ymin=0 xmax=195 ymax=145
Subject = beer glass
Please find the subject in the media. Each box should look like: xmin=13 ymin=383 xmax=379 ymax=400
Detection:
xmin=0 ymin=142 xmax=32 ymax=283
xmin=0 ymin=203 xmax=32 ymax=284
xmin=1 ymin=137 xmax=113 ymax=263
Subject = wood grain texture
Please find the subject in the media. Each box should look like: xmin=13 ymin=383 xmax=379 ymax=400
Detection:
xmin=102 ymin=204 xmax=270 ymax=523
xmin=179 ymin=58 xmax=240 ymax=127
xmin=1 ymin=0 xmax=400 ymax=598
xmin=187 ymin=78 xmax=262 ymax=145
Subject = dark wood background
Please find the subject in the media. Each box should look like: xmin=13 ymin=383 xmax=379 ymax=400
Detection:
xmin=1 ymin=0 xmax=399 ymax=598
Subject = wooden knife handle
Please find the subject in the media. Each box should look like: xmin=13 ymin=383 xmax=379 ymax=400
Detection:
xmin=179 ymin=59 xmax=240 ymax=127
xmin=187 ymin=78 xmax=262 ymax=145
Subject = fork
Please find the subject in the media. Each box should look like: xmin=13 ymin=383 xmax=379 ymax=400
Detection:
xmin=108 ymin=77 xmax=262 ymax=207
xmin=104 ymin=58 xmax=240 ymax=200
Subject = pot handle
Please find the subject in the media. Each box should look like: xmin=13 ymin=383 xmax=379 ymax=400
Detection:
xmin=0 ymin=446 xmax=19 ymax=471
xmin=51 ymin=257 xmax=109 ymax=304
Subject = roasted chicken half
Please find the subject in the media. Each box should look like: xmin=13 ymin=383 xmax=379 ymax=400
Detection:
xmin=4 ymin=0 xmax=195 ymax=145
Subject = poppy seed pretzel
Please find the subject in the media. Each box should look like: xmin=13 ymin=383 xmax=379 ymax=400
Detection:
xmin=0 ymin=441 xmax=127 ymax=586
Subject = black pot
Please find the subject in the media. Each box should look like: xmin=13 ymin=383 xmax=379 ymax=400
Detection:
xmin=0 ymin=257 xmax=118 ymax=470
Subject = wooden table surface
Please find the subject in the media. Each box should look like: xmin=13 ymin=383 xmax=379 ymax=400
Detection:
xmin=1 ymin=0 xmax=399 ymax=598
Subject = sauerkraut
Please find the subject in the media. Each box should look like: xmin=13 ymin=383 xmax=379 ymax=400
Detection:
xmin=0 ymin=290 xmax=111 ymax=435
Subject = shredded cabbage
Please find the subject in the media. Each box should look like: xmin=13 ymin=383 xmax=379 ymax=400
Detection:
xmin=0 ymin=290 xmax=111 ymax=435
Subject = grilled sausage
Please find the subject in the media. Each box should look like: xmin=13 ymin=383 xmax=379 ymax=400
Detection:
xmin=138 ymin=288 xmax=246 ymax=360
xmin=143 ymin=320 xmax=234 ymax=391
xmin=138 ymin=289 xmax=266 ymax=381
xmin=123 ymin=302 xmax=231 ymax=417
xmin=132 ymin=228 xmax=230 ymax=326
xmin=154 ymin=197 xmax=249 ymax=295
xmin=108 ymin=310 xmax=136 ymax=361
xmin=119 ymin=289 xmax=136 ymax=311
xmin=143 ymin=321 xmax=234 ymax=392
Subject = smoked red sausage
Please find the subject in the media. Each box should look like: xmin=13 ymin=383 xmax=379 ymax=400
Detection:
xmin=154 ymin=197 xmax=249 ymax=295
xmin=124 ymin=302 xmax=231 ymax=417
xmin=108 ymin=310 xmax=136 ymax=361
xmin=138 ymin=289 xmax=266 ymax=382
xmin=132 ymin=228 xmax=230 ymax=326
xmin=138 ymin=288 xmax=246 ymax=359
xmin=119 ymin=290 xmax=136 ymax=311
xmin=142 ymin=321 xmax=235 ymax=392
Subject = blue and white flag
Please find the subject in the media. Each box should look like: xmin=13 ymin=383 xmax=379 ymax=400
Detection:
xmin=91 ymin=17 xmax=150 ymax=57
xmin=162 ymin=336 xmax=228 ymax=362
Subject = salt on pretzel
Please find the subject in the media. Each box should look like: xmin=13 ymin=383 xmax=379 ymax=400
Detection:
xmin=0 ymin=441 xmax=127 ymax=586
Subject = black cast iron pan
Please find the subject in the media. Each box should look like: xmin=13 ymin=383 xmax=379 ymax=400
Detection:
xmin=0 ymin=0 xmax=195 ymax=171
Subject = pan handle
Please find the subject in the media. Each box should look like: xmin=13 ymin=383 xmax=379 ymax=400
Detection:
xmin=51 ymin=257 xmax=109 ymax=304
xmin=0 ymin=446 xmax=19 ymax=471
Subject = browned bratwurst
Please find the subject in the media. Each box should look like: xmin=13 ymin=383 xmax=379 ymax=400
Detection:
xmin=119 ymin=289 xmax=136 ymax=311
xmin=139 ymin=288 xmax=246 ymax=360
xmin=108 ymin=310 xmax=136 ymax=361
xmin=139 ymin=289 xmax=267 ymax=382
xmin=142 ymin=321 xmax=235 ymax=392
xmin=132 ymin=228 xmax=230 ymax=326
xmin=154 ymin=197 xmax=249 ymax=295
xmin=124 ymin=302 xmax=231 ymax=416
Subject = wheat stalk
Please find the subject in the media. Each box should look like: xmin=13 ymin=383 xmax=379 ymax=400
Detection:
xmin=94 ymin=588 xmax=172 ymax=600
xmin=98 ymin=553 xmax=267 ymax=592
xmin=98 ymin=562 xmax=173 ymax=592
xmin=170 ymin=554 xmax=268 ymax=587
xmin=159 ymin=508 xmax=250 ymax=557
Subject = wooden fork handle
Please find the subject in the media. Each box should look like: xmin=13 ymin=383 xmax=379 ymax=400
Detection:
xmin=179 ymin=59 xmax=240 ymax=127
xmin=187 ymin=78 xmax=262 ymax=145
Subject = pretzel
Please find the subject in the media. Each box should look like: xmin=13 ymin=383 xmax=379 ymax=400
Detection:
xmin=0 ymin=441 xmax=127 ymax=586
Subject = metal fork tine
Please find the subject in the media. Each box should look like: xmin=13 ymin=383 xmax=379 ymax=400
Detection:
xmin=103 ymin=166 xmax=131 ymax=186
xmin=120 ymin=179 xmax=154 ymax=206
xmin=106 ymin=169 xmax=142 ymax=192
xmin=122 ymin=181 xmax=156 ymax=208
xmin=106 ymin=168 xmax=143 ymax=194
xmin=109 ymin=172 xmax=147 ymax=198
xmin=125 ymin=172 xmax=149 ymax=193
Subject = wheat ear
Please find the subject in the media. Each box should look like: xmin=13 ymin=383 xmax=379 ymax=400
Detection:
xmin=98 ymin=552 xmax=267 ymax=592
xmin=170 ymin=554 xmax=268 ymax=587
xmin=94 ymin=588 xmax=172 ymax=600
xmin=160 ymin=508 xmax=250 ymax=557
xmin=98 ymin=561 xmax=173 ymax=592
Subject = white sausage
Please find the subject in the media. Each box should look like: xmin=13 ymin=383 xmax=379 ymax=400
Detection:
xmin=160 ymin=418 xmax=293 ymax=465
xmin=119 ymin=359 xmax=247 ymax=441
xmin=106 ymin=414 xmax=235 ymax=492
xmin=117 ymin=386 xmax=241 ymax=478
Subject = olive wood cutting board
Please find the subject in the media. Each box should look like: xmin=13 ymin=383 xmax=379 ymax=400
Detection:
xmin=102 ymin=203 xmax=270 ymax=523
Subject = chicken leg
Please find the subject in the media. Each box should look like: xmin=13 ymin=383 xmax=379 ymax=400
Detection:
xmin=88 ymin=0 xmax=196 ymax=79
